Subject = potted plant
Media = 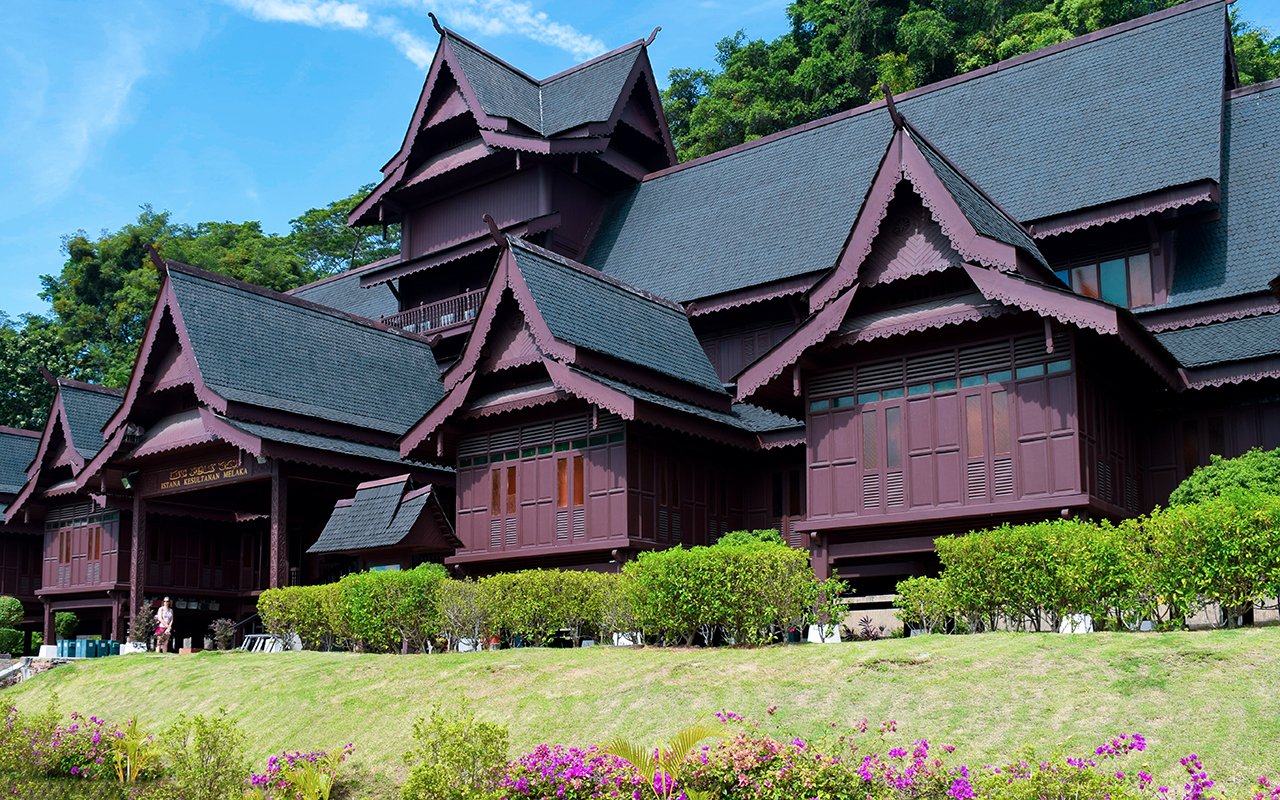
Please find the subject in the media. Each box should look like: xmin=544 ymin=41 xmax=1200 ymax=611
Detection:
xmin=123 ymin=603 xmax=155 ymax=654
xmin=806 ymin=577 xmax=848 ymax=644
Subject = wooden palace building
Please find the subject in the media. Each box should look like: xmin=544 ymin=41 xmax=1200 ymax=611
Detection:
xmin=5 ymin=0 xmax=1280 ymax=642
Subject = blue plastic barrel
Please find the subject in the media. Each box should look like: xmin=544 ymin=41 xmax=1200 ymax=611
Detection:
xmin=56 ymin=640 xmax=65 ymax=658
xmin=74 ymin=640 xmax=87 ymax=658
xmin=109 ymin=641 xmax=120 ymax=656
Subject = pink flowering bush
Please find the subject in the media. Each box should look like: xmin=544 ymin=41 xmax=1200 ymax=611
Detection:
xmin=494 ymin=744 xmax=648 ymax=800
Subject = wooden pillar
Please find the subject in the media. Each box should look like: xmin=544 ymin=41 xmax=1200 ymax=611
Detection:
xmin=41 ymin=600 xmax=53 ymax=646
xmin=269 ymin=466 xmax=288 ymax=588
xmin=129 ymin=494 xmax=147 ymax=617
xmin=110 ymin=594 xmax=125 ymax=642
xmin=810 ymin=532 xmax=830 ymax=580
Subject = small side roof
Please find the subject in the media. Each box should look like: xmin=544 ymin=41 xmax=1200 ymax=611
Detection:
xmin=0 ymin=428 xmax=40 ymax=496
xmin=307 ymin=475 xmax=455 ymax=554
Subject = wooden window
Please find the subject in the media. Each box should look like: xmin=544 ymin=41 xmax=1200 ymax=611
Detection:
xmin=556 ymin=459 xmax=568 ymax=508
xmin=505 ymin=466 xmax=517 ymax=515
xmin=1061 ymin=252 xmax=1155 ymax=308
xmin=573 ymin=456 xmax=584 ymax=506
xmin=490 ymin=469 xmax=501 ymax=515
xmin=965 ymin=395 xmax=985 ymax=458
xmin=885 ymin=407 xmax=902 ymax=470
xmin=1071 ymin=265 xmax=1100 ymax=299
xmin=861 ymin=411 xmax=879 ymax=468
xmin=992 ymin=391 xmax=1011 ymax=455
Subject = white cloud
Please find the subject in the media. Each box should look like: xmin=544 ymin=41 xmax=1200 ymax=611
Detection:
xmin=373 ymin=18 xmax=436 ymax=68
xmin=434 ymin=0 xmax=604 ymax=60
xmin=0 ymin=26 xmax=151 ymax=206
xmin=223 ymin=0 xmax=370 ymax=30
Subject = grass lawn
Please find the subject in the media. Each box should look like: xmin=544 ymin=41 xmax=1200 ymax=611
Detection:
xmin=6 ymin=628 xmax=1280 ymax=792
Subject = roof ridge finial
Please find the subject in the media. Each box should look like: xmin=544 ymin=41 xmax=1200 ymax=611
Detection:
xmin=645 ymin=26 xmax=661 ymax=46
xmin=428 ymin=11 xmax=445 ymax=35
xmin=880 ymin=83 xmax=906 ymax=130
xmin=38 ymin=367 xmax=57 ymax=387
xmin=482 ymin=214 xmax=509 ymax=250
xmin=144 ymin=243 xmax=168 ymax=273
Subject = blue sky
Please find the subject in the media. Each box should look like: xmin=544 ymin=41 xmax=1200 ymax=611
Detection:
xmin=1 ymin=0 xmax=1276 ymax=319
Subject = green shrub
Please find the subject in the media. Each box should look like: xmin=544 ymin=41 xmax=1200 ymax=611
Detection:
xmin=893 ymin=576 xmax=955 ymax=633
xmin=401 ymin=703 xmax=508 ymax=800
xmin=127 ymin=603 xmax=155 ymax=644
xmin=0 ymin=628 xmax=24 ymax=655
xmin=0 ymin=596 xmax=24 ymax=628
xmin=1146 ymin=490 xmax=1280 ymax=624
xmin=259 ymin=586 xmax=325 ymax=650
xmin=54 ymin=612 xmax=78 ymax=641
xmin=208 ymin=619 xmax=236 ymax=651
xmin=714 ymin=529 xmax=783 ymax=546
xmin=1168 ymin=446 xmax=1280 ymax=505
xmin=593 ymin=572 xmax=640 ymax=643
xmin=156 ymin=709 xmax=249 ymax=800
xmin=437 ymin=578 xmax=491 ymax=650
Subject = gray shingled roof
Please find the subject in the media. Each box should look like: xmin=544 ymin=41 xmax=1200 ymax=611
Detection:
xmin=169 ymin=267 xmax=443 ymax=435
xmin=0 ymin=431 xmax=38 ymax=495
xmin=1166 ymin=84 xmax=1280 ymax=307
xmin=218 ymin=417 xmax=447 ymax=471
xmin=511 ymin=240 xmax=726 ymax=393
xmin=308 ymin=477 xmax=435 ymax=554
xmin=60 ymin=385 xmax=122 ymax=460
xmin=588 ymin=3 xmax=1225 ymax=302
xmin=910 ymin=131 xmax=1047 ymax=267
xmin=290 ymin=268 xmax=399 ymax=321
xmin=447 ymin=34 xmax=642 ymax=136
xmin=576 ymin=369 xmax=801 ymax=435
xmin=1154 ymin=313 xmax=1280 ymax=368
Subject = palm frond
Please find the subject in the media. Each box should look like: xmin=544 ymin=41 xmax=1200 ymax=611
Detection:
xmin=603 ymin=738 xmax=658 ymax=783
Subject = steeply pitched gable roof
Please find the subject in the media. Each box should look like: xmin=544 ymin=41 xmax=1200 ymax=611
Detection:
xmin=1166 ymin=81 xmax=1280 ymax=307
xmin=444 ymin=34 xmax=644 ymax=137
xmin=60 ymin=383 xmax=123 ymax=460
xmin=510 ymin=239 xmax=724 ymax=393
xmin=167 ymin=265 xmax=443 ymax=434
xmin=588 ymin=1 xmax=1227 ymax=303
xmin=0 ymin=428 xmax=39 ymax=496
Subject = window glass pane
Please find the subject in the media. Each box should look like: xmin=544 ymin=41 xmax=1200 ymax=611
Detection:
xmin=1016 ymin=364 xmax=1046 ymax=379
xmin=907 ymin=383 xmax=931 ymax=396
xmin=882 ymin=387 xmax=905 ymax=400
xmin=1099 ymin=258 xmax=1128 ymax=305
xmin=504 ymin=450 xmax=518 ymax=461
xmin=988 ymin=370 xmax=1012 ymax=384
xmin=1128 ymin=252 xmax=1154 ymax=307
xmin=965 ymin=395 xmax=985 ymax=458
xmin=1054 ymin=269 xmax=1070 ymax=286
xmin=1047 ymin=359 xmax=1071 ymax=374
xmin=474 ymin=455 xmax=488 ymax=465
xmin=885 ymin=406 xmax=902 ymax=470
xmin=573 ymin=456 xmax=585 ymax=506
xmin=537 ymin=445 xmax=552 ymax=455
xmin=808 ymin=399 xmax=831 ymax=413
xmin=589 ymin=434 xmax=607 ymax=447
xmin=458 ymin=457 xmax=471 ymax=468
xmin=554 ymin=442 xmax=570 ymax=452
xmin=861 ymin=411 xmax=879 ymax=468
xmin=856 ymin=391 xmax=880 ymax=404
xmin=1072 ymin=264 xmax=1100 ymax=299
xmin=608 ymin=432 xmax=624 ymax=443
xmin=521 ymin=447 xmax=536 ymax=459
xmin=834 ymin=396 xmax=856 ymax=408
xmin=557 ymin=459 xmax=568 ymax=508
xmin=933 ymin=379 xmax=957 ymax=392
xmin=572 ymin=438 xmax=588 ymax=450
xmin=992 ymin=391 xmax=1011 ymax=455
xmin=961 ymin=375 xmax=985 ymax=388
xmin=505 ymin=466 xmax=517 ymax=514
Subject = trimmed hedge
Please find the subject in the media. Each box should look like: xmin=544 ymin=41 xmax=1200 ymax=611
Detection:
xmin=1169 ymin=446 xmax=1280 ymax=506
xmin=901 ymin=490 xmax=1280 ymax=631
xmin=261 ymin=541 xmax=842 ymax=651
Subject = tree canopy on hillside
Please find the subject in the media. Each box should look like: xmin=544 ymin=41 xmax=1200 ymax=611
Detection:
xmin=662 ymin=1 xmax=1280 ymax=161
xmin=0 ymin=186 xmax=397 ymax=429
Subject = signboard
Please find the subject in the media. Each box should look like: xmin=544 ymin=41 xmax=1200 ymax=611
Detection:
xmin=140 ymin=451 xmax=265 ymax=497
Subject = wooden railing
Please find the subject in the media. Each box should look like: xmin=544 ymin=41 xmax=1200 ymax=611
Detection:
xmin=382 ymin=288 xmax=485 ymax=333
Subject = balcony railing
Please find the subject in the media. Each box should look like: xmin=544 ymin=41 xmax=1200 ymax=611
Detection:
xmin=382 ymin=288 xmax=485 ymax=334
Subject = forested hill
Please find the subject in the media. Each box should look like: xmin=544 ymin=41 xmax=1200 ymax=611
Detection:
xmin=660 ymin=0 xmax=1280 ymax=161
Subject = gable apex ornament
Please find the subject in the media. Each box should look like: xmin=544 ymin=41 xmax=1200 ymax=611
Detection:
xmin=482 ymin=214 xmax=509 ymax=250
xmin=645 ymin=26 xmax=661 ymax=46
xmin=881 ymin=83 xmax=906 ymax=130
xmin=428 ymin=11 xmax=445 ymax=35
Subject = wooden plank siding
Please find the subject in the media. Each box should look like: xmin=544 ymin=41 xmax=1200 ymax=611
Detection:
xmin=806 ymin=329 xmax=1082 ymax=524
xmin=42 ymin=505 xmax=123 ymax=592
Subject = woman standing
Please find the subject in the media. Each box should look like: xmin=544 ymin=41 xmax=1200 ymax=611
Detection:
xmin=155 ymin=597 xmax=175 ymax=653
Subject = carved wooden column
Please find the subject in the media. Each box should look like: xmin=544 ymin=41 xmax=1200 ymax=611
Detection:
xmin=129 ymin=493 xmax=147 ymax=616
xmin=269 ymin=465 xmax=288 ymax=588
xmin=41 ymin=600 xmax=53 ymax=646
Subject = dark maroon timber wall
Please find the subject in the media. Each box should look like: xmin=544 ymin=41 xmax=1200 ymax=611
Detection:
xmin=1076 ymin=358 xmax=1144 ymax=514
xmin=1144 ymin=384 xmax=1280 ymax=507
xmin=403 ymin=168 xmax=545 ymax=261
xmin=454 ymin=410 xmax=628 ymax=559
xmin=145 ymin=518 xmax=259 ymax=594
xmin=806 ymin=326 xmax=1081 ymax=523
xmin=702 ymin=320 xmax=795 ymax=382
xmin=0 ymin=535 xmax=41 ymax=602
xmin=42 ymin=504 xmax=123 ymax=592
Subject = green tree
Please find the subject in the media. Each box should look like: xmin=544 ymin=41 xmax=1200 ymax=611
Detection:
xmin=0 ymin=314 xmax=75 ymax=429
xmin=290 ymin=182 xmax=400 ymax=275
xmin=662 ymin=0 xmax=1274 ymax=161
